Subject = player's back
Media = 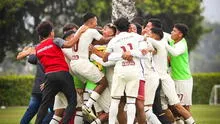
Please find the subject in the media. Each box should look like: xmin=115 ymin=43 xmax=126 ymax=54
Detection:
xmin=109 ymin=32 xmax=144 ymax=76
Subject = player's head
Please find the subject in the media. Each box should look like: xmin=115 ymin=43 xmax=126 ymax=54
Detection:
xmin=103 ymin=23 xmax=117 ymax=37
xmin=128 ymin=23 xmax=137 ymax=33
xmin=134 ymin=23 xmax=142 ymax=35
xmin=171 ymin=23 xmax=188 ymax=41
xmin=62 ymin=30 xmax=75 ymax=40
xmin=147 ymin=18 xmax=162 ymax=28
xmin=36 ymin=21 xmax=54 ymax=40
xmin=144 ymin=18 xmax=162 ymax=35
xmin=114 ymin=17 xmax=130 ymax=32
xmin=149 ymin=27 xmax=164 ymax=40
xmin=83 ymin=12 xmax=97 ymax=28
xmin=63 ymin=23 xmax=79 ymax=34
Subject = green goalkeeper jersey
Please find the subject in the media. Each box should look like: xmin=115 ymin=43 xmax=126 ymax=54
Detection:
xmin=169 ymin=38 xmax=192 ymax=80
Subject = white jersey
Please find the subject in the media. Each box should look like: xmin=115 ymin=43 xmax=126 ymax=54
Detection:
xmin=62 ymin=48 xmax=73 ymax=61
xmin=72 ymin=28 xmax=102 ymax=59
xmin=106 ymin=32 xmax=146 ymax=78
xmin=148 ymin=38 xmax=169 ymax=76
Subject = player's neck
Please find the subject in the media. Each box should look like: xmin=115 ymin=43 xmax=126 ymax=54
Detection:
xmin=174 ymin=37 xmax=183 ymax=44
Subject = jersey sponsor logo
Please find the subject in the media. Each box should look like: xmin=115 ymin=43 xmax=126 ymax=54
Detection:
xmin=72 ymin=55 xmax=79 ymax=60
xmin=37 ymin=45 xmax=53 ymax=54
xmin=122 ymin=60 xmax=135 ymax=66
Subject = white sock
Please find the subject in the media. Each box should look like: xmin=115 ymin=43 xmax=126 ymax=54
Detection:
xmin=86 ymin=91 xmax=100 ymax=108
xmin=144 ymin=107 xmax=161 ymax=124
xmin=83 ymin=91 xmax=90 ymax=105
xmin=49 ymin=115 xmax=62 ymax=124
xmin=185 ymin=116 xmax=195 ymax=124
xmin=109 ymin=98 xmax=120 ymax=124
xmin=74 ymin=111 xmax=83 ymax=124
xmin=176 ymin=117 xmax=184 ymax=124
xmin=91 ymin=118 xmax=101 ymax=124
xmin=126 ymin=97 xmax=136 ymax=124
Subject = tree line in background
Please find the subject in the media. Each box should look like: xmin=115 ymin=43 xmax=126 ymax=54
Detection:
xmin=0 ymin=0 xmax=205 ymax=63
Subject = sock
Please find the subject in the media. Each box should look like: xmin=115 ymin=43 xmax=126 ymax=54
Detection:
xmin=126 ymin=97 xmax=136 ymax=124
xmin=91 ymin=118 xmax=101 ymax=124
xmin=49 ymin=115 xmax=62 ymax=124
xmin=109 ymin=98 xmax=120 ymax=124
xmin=83 ymin=91 xmax=90 ymax=105
xmin=86 ymin=91 xmax=100 ymax=108
xmin=185 ymin=117 xmax=195 ymax=124
xmin=74 ymin=111 xmax=83 ymax=124
xmin=176 ymin=117 xmax=184 ymax=124
xmin=145 ymin=107 xmax=161 ymax=124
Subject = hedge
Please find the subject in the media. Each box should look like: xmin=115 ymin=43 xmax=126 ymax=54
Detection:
xmin=192 ymin=73 xmax=220 ymax=104
xmin=0 ymin=75 xmax=34 ymax=106
xmin=0 ymin=73 xmax=220 ymax=106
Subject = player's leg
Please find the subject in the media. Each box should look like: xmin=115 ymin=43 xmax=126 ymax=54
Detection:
xmin=144 ymin=74 xmax=162 ymax=124
xmin=50 ymin=92 xmax=66 ymax=124
xmin=162 ymin=75 xmax=195 ymax=124
xmin=136 ymin=80 xmax=146 ymax=124
xmin=60 ymin=72 xmax=77 ymax=124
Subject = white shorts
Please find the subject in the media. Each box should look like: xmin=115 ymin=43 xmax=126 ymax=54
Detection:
xmin=144 ymin=72 xmax=160 ymax=105
xmin=70 ymin=59 xmax=104 ymax=83
xmin=111 ymin=66 xmax=141 ymax=97
xmin=53 ymin=92 xmax=82 ymax=110
xmin=174 ymin=78 xmax=193 ymax=106
xmin=160 ymin=74 xmax=180 ymax=109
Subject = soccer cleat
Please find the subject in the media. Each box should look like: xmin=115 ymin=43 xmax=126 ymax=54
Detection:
xmin=82 ymin=105 xmax=97 ymax=122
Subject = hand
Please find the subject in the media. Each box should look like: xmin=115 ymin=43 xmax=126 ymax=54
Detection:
xmin=88 ymin=44 xmax=95 ymax=52
xmin=76 ymin=88 xmax=84 ymax=97
xmin=122 ymin=51 xmax=133 ymax=61
xmin=79 ymin=25 xmax=88 ymax=33
xmin=40 ymin=83 xmax=45 ymax=91
xmin=141 ymin=49 xmax=148 ymax=55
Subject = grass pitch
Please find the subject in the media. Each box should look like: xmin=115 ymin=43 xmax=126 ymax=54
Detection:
xmin=0 ymin=105 xmax=219 ymax=124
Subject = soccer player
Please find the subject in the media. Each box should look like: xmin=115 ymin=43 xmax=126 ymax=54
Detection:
xmin=148 ymin=27 xmax=195 ymax=124
xmin=165 ymin=23 xmax=194 ymax=123
xmin=68 ymin=12 xmax=112 ymax=117
xmin=103 ymin=17 xmax=147 ymax=124
xmin=19 ymin=21 xmax=88 ymax=124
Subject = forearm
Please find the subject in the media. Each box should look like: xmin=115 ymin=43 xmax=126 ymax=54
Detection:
xmin=63 ymin=33 xmax=80 ymax=48
xmin=90 ymin=54 xmax=115 ymax=67
xmin=166 ymin=44 xmax=184 ymax=56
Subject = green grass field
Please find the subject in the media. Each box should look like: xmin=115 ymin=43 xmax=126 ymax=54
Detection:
xmin=0 ymin=105 xmax=219 ymax=124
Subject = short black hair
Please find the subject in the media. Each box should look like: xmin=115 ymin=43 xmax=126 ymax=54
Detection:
xmin=114 ymin=17 xmax=130 ymax=32
xmin=62 ymin=30 xmax=75 ymax=39
xmin=36 ymin=21 xmax=53 ymax=39
xmin=134 ymin=23 xmax=142 ymax=35
xmin=174 ymin=23 xmax=189 ymax=37
xmin=132 ymin=16 xmax=144 ymax=26
xmin=150 ymin=27 xmax=164 ymax=40
xmin=63 ymin=23 xmax=79 ymax=33
xmin=148 ymin=18 xmax=162 ymax=28
xmin=83 ymin=12 xmax=96 ymax=23
xmin=105 ymin=23 xmax=117 ymax=36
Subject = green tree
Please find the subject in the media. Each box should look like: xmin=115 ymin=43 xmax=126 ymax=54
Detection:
xmin=136 ymin=0 xmax=205 ymax=51
xmin=0 ymin=0 xmax=111 ymax=63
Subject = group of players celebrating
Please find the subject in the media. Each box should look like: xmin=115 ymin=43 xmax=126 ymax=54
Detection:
xmin=17 ymin=12 xmax=195 ymax=124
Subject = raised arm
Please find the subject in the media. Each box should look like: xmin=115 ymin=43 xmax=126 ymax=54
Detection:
xmin=92 ymin=36 xmax=113 ymax=45
xmin=62 ymin=25 xmax=88 ymax=48
xmin=16 ymin=47 xmax=35 ymax=60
